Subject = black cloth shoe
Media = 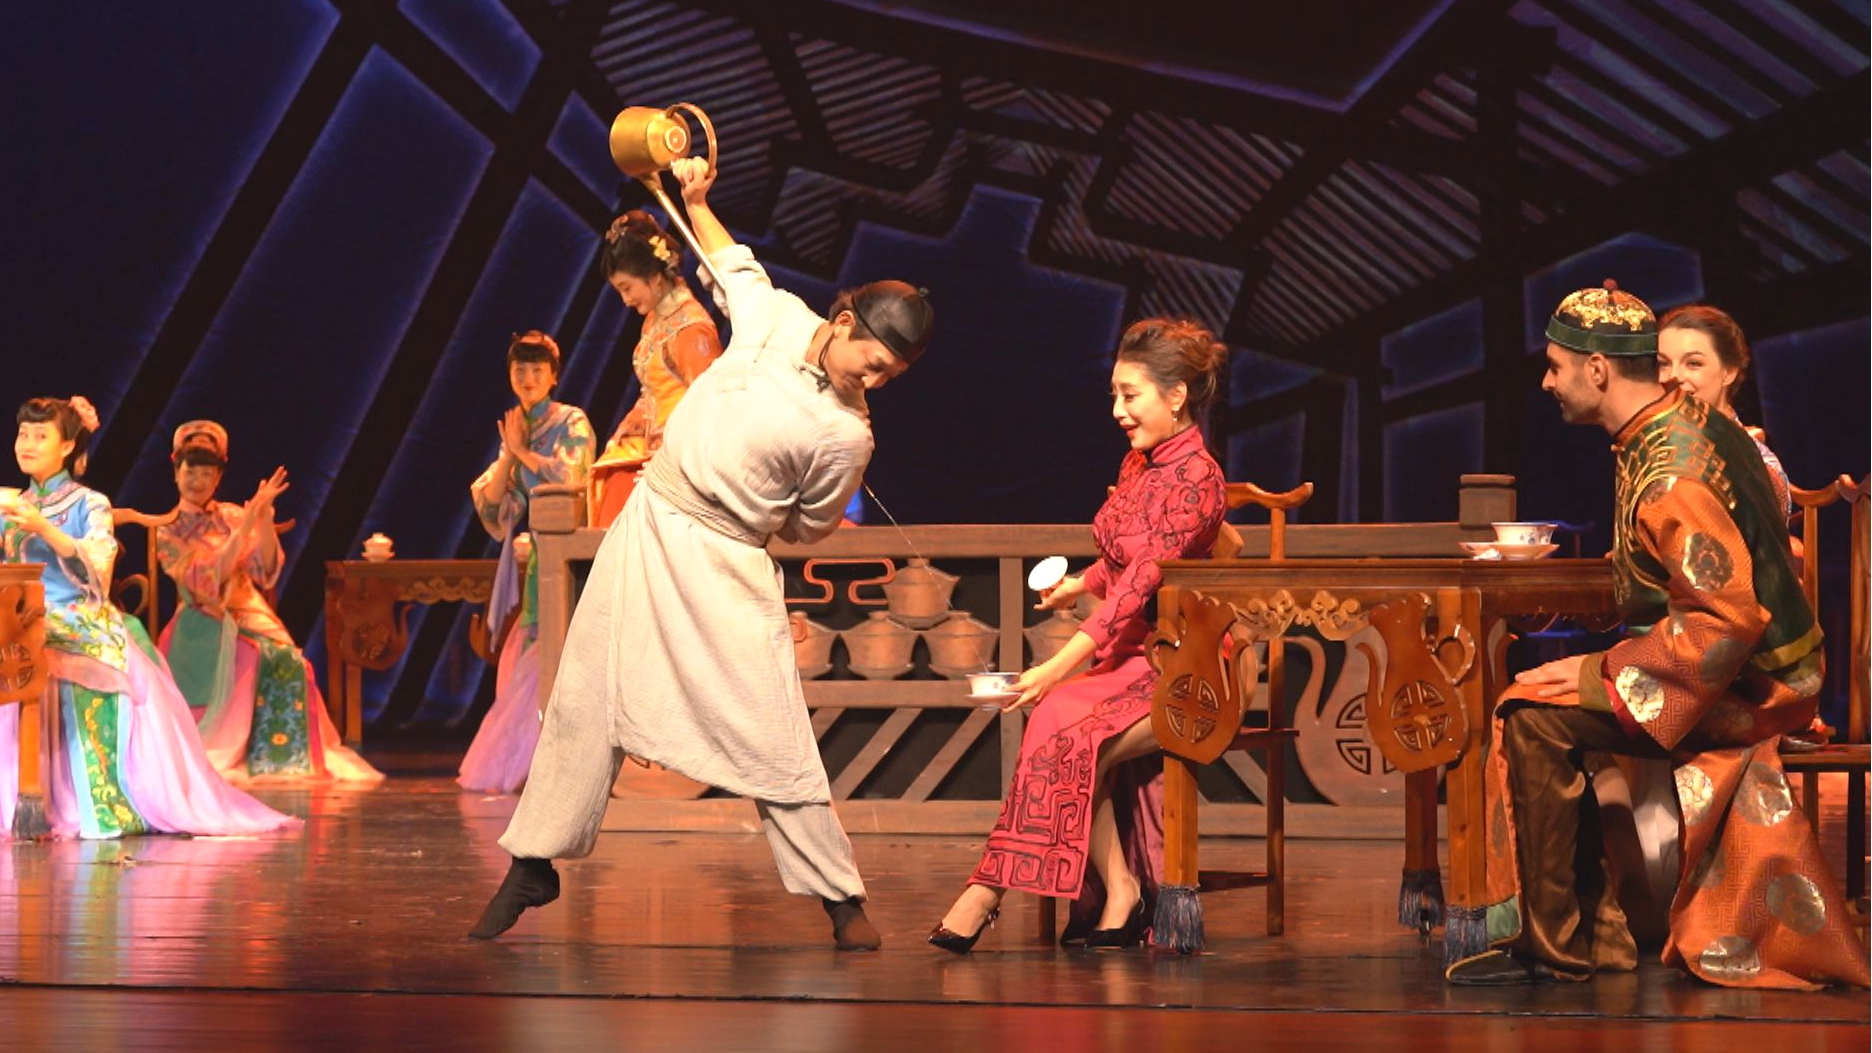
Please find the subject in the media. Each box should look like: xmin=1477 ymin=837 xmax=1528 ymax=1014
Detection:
xmin=469 ymin=857 xmax=560 ymax=940
xmin=1444 ymin=949 xmax=1555 ymax=986
xmin=824 ymin=897 xmax=882 ymax=951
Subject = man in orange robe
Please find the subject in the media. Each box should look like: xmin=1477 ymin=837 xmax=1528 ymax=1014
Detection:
xmin=1447 ymin=282 xmax=1868 ymax=989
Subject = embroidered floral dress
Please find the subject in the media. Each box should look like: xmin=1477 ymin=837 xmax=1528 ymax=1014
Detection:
xmin=457 ymin=400 xmax=594 ymax=793
xmin=0 ymin=472 xmax=297 ymax=839
xmin=590 ymin=285 xmax=722 ymax=528
xmin=600 ymin=284 xmax=720 ymax=464
xmin=970 ymin=426 xmax=1225 ymax=932
xmin=157 ymin=502 xmax=381 ymax=781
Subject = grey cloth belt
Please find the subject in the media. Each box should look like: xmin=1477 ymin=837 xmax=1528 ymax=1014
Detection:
xmin=642 ymin=462 xmax=770 ymax=548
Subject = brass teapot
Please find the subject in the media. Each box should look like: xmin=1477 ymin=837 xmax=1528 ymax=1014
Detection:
xmin=609 ymin=103 xmax=716 ymax=180
xmin=608 ymin=102 xmax=723 ymax=289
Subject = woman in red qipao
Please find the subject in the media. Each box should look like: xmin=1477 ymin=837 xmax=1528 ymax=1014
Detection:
xmin=931 ymin=318 xmax=1227 ymax=952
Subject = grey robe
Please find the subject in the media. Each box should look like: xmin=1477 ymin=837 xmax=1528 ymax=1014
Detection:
xmin=552 ymin=244 xmax=872 ymax=804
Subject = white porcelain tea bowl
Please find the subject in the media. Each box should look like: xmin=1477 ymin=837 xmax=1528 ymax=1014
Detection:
xmin=1490 ymin=521 xmax=1556 ymax=546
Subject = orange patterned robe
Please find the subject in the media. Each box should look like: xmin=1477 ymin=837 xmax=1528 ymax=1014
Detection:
xmin=1480 ymin=391 xmax=1867 ymax=989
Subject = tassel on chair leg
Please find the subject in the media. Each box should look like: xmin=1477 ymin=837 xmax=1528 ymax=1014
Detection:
xmin=1151 ymin=883 xmax=1205 ymax=953
xmin=1397 ymin=868 xmax=1446 ymax=933
xmin=1443 ymin=904 xmax=1489 ymax=965
xmin=12 ymin=794 xmax=48 ymax=839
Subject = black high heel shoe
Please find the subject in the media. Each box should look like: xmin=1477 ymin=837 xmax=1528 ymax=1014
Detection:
xmin=1083 ymin=898 xmax=1148 ymax=950
xmin=928 ymin=908 xmax=999 ymax=954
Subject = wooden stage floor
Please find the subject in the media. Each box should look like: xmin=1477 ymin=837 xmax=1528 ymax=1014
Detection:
xmin=0 ymin=777 xmax=1864 ymax=1051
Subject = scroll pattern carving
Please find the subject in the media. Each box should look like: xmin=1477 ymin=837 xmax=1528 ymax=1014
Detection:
xmin=334 ymin=578 xmax=410 ymax=672
xmin=0 ymin=582 xmax=46 ymax=707
xmin=1358 ymin=595 xmax=1472 ymax=774
xmin=1148 ymin=590 xmax=1250 ymax=764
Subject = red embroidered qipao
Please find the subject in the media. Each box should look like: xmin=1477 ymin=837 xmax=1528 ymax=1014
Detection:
xmin=970 ymin=426 xmax=1224 ymax=924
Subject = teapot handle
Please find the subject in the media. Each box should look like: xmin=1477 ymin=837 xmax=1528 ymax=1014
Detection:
xmin=668 ymin=103 xmax=717 ymax=175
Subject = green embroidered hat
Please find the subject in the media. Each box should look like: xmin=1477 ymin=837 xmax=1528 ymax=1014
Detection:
xmin=1545 ymin=280 xmax=1658 ymax=357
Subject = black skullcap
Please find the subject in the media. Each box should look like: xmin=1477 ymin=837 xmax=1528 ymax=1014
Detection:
xmin=851 ymin=281 xmax=934 ymax=364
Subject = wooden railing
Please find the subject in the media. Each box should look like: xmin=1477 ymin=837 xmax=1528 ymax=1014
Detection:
xmin=530 ymin=477 xmax=1520 ymax=837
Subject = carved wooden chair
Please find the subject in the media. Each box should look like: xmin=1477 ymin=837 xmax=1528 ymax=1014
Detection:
xmin=110 ymin=507 xmax=182 ymax=640
xmin=1144 ymin=481 xmax=1313 ymax=950
xmin=1782 ymin=474 xmax=1870 ymax=918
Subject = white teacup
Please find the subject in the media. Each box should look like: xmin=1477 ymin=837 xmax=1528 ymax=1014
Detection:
xmin=362 ymin=532 xmax=395 ymax=561
xmin=1491 ymin=522 xmax=1555 ymax=546
xmin=967 ymin=671 xmax=1019 ymax=697
xmin=0 ymin=486 xmax=20 ymax=510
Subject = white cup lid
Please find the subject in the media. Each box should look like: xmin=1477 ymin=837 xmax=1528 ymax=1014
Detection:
xmin=1027 ymin=556 xmax=1068 ymax=592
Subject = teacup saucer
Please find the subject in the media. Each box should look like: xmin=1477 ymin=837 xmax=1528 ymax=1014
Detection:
xmin=1492 ymin=542 xmax=1559 ymax=560
xmin=971 ymin=690 xmax=1020 ymax=709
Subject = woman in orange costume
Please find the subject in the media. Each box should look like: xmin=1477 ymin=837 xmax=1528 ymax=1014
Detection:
xmin=589 ymin=210 xmax=723 ymax=527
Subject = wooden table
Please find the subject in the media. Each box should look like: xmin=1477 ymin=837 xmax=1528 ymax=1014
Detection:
xmin=1153 ymin=556 xmax=1618 ymax=958
xmin=322 ymin=560 xmax=496 ymax=745
xmin=0 ymin=564 xmax=51 ymax=836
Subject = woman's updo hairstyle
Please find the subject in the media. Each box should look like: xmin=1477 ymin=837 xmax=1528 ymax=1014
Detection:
xmin=17 ymin=396 xmax=99 ymax=477
xmin=1658 ymin=304 xmax=1752 ymax=393
xmin=601 ymin=210 xmax=684 ymax=284
xmin=1115 ymin=317 xmax=1226 ymax=421
xmin=827 ymin=281 xmax=935 ymax=364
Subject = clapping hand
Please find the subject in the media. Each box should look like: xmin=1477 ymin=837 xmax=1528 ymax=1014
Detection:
xmin=500 ymin=406 xmax=531 ymax=460
xmin=247 ymin=467 xmax=289 ymax=520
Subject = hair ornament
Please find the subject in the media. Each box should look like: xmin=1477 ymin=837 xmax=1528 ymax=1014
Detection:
xmin=67 ymin=395 xmax=99 ymax=433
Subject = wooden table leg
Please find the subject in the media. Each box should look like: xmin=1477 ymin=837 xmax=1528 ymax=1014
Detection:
xmin=1399 ymin=768 xmax=1444 ymax=933
xmin=1265 ymin=732 xmax=1285 ymax=937
xmin=12 ymin=689 xmax=47 ymax=837
xmin=2 ymin=579 xmax=50 ymax=836
xmin=343 ymin=663 xmax=363 ymax=748
xmin=1155 ymin=753 xmax=1204 ymax=953
xmin=1441 ymin=587 xmax=1489 ymax=964
xmin=1849 ymin=772 xmax=1868 ymax=905
xmin=323 ymin=576 xmax=352 ymax=745
xmin=535 ymin=532 xmax=573 ymax=717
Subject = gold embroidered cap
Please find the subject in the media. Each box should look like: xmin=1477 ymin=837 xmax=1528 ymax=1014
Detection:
xmin=172 ymin=420 xmax=229 ymax=461
xmin=1546 ymin=280 xmax=1658 ymax=357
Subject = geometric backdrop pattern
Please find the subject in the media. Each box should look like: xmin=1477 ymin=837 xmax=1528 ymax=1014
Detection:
xmin=2 ymin=0 xmax=1863 ymax=732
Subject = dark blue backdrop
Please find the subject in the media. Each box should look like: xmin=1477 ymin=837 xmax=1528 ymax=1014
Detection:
xmin=4 ymin=1 xmax=1864 ymax=734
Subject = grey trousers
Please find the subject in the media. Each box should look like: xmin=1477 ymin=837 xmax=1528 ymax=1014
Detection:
xmin=498 ymin=698 xmax=867 ymax=903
